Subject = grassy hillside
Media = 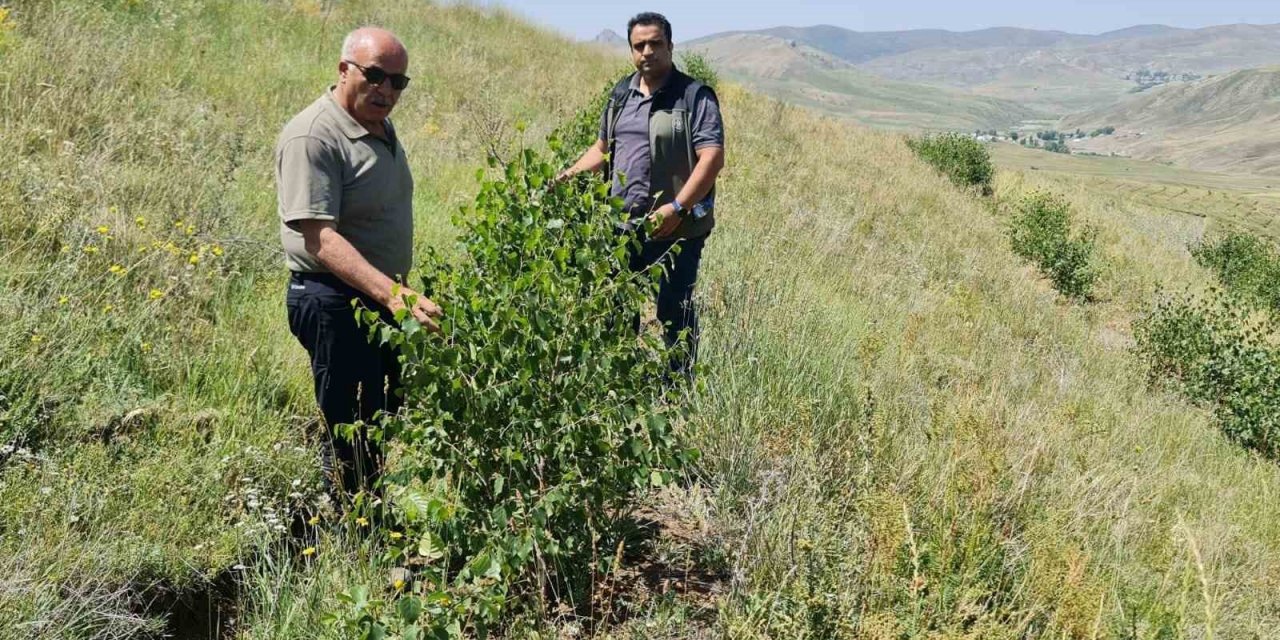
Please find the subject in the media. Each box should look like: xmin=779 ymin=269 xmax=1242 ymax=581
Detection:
xmin=0 ymin=1 xmax=617 ymax=637
xmin=690 ymin=34 xmax=1043 ymax=131
xmin=1062 ymin=67 xmax=1280 ymax=176
xmin=6 ymin=1 xmax=1280 ymax=638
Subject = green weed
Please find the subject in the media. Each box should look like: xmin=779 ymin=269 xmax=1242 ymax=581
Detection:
xmin=1135 ymin=292 xmax=1280 ymax=458
xmin=679 ymin=51 xmax=720 ymax=89
xmin=1007 ymin=191 xmax=1099 ymax=300
xmin=1191 ymin=232 xmax=1280 ymax=310
xmin=906 ymin=132 xmax=994 ymax=192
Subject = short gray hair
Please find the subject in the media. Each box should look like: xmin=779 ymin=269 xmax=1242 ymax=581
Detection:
xmin=341 ymin=29 xmax=368 ymax=60
xmin=340 ymin=26 xmax=406 ymax=62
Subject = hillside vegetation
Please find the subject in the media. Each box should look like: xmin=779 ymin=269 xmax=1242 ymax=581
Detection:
xmin=5 ymin=1 xmax=1280 ymax=638
xmin=1063 ymin=67 xmax=1280 ymax=176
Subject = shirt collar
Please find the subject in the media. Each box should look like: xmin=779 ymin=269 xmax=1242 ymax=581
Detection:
xmin=323 ymin=87 xmax=379 ymax=139
xmin=629 ymin=70 xmax=675 ymax=97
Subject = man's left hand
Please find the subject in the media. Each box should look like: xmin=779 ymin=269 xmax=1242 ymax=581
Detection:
xmin=647 ymin=204 xmax=682 ymax=239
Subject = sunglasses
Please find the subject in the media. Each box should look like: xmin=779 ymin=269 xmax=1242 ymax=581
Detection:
xmin=343 ymin=60 xmax=411 ymax=91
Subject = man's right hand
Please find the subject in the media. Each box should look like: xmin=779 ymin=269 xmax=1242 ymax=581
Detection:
xmin=386 ymin=286 xmax=443 ymax=332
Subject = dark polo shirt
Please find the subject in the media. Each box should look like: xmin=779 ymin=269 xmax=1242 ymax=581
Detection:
xmin=276 ymin=89 xmax=414 ymax=280
xmin=598 ymin=73 xmax=724 ymax=213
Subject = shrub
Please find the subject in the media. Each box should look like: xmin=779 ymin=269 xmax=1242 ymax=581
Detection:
xmin=326 ymin=131 xmax=697 ymax=636
xmin=679 ymin=51 xmax=719 ymax=88
xmin=1043 ymin=140 xmax=1070 ymax=154
xmin=1135 ymin=293 xmax=1280 ymax=458
xmin=1007 ymin=192 xmax=1099 ymax=300
xmin=1190 ymin=232 xmax=1280 ymax=310
xmin=906 ymin=132 xmax=994 ymax=193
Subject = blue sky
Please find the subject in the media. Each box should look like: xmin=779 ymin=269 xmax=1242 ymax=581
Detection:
xmin=489 ymin=1 xmax=1280 ymax=41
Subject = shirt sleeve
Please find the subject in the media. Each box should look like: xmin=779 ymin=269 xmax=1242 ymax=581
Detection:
xmin=690 ymin=86 xmax=725 ymax=150
xmin=597 ymin=103 xmax=609 ymax=144
xmin=276 ymin=135 xmax=342 ymax=228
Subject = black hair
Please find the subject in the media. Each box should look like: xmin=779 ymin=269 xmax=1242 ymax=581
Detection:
xmin=627 ymin=12 xmax=672 ymax=46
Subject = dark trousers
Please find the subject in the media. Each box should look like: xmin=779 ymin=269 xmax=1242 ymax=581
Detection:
xmin=285 ymin=271 xmax=399 ymax=500
xmin=629 ymin=233 xmax=707 ymax=375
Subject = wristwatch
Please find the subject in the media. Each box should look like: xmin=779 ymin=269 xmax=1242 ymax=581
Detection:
xmin=671 ymin=198 xmax=688 ymax=218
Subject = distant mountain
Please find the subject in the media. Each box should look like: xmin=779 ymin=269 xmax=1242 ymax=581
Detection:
xmin=693 ymin=23 xmax=1280 ymax=114
xmin=589 ymin=28 xmax=628 ymax=54
xmin=689 ymin=26 xmax=1087 ymax=64
xmin=1062 ymin=67 xmax=1280 ymax=175
xmin=1094 ymin=24 xmax=1188 ymax=41
xmin=688 ymin=33 xmax=1044 ymax=131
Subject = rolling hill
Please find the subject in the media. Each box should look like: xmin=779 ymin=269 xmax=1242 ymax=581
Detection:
xmin=693 ymin=22 xmax=1280 ymax=115
xmin=688 ymin=33 xmax=1045 ymax=131
xmin=1062 ymin=67 xmax=1280 ymax=175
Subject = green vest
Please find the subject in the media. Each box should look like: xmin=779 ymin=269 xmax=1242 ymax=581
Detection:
xmin=605 ymin=70 xmax=716 ymax=240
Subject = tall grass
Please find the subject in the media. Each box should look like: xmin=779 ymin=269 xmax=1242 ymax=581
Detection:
xmin=5 ymin=1 xmax=1280 ymax=638
xmin=0 ymin=1 xmax=614 ymax=636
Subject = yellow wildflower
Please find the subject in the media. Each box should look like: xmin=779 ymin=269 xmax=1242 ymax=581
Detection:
xmin=389 ymin=531 xmax=403 ymax=540
xmin=140 ymin=342 xmax=152 ymax=353
xmin=307 ymin=515 xmax=320 ymax=526
xmin=108 ymin=264 xmax=125 ymax=275
xmin=355 ymin=516 xmax=369 ymax=527
xmin=134 ymin=216 xmax=147 ymax=228
xmin=188 ymin=253 xmax=200 ymax=266
xmin=185 ymin=224 xmax=195 ymax=236
xmin=102 ymin=304 xmax=113 ymax=314
xmin=393 ymin=578 xmax=406 ymax=590
xmin=96 ymin=225 xmax=109 ymax=235
xmin=148 ymin=289 xmax=164 ymax=300
xmin=211 ymin=245 xmax=224 ymax=257
xmin=30 ymin=333 xmax=43 ymax=344
xmin=82 ymin=246 xmax=99 ymax=255
xmin=301 ymin=546 xmax=316 ymax=557
xmin=57 ymin=295 xmax=69 ymax=306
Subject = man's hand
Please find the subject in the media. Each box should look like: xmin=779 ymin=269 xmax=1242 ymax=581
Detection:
xmin=556 ymin=140 xmax=608 ymax=185
xmin=386 ymin=286 xmax=443 ymax=333
xmin=647 ymin=204 xmax=682 ymax=239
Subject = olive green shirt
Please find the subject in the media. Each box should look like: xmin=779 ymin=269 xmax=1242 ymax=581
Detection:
xmin=276 ymin=89 xmax=414 ymax=279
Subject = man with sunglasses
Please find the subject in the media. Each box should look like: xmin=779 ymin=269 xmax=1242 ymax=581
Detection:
xmin=276 ymin=27 xmax=439 ymax=504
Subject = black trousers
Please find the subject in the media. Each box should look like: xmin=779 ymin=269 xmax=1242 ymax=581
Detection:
xmin=285 ymin=271 xmax=400 ymax=500
xmin=628 ymin=233 xmax=707 ymax=376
